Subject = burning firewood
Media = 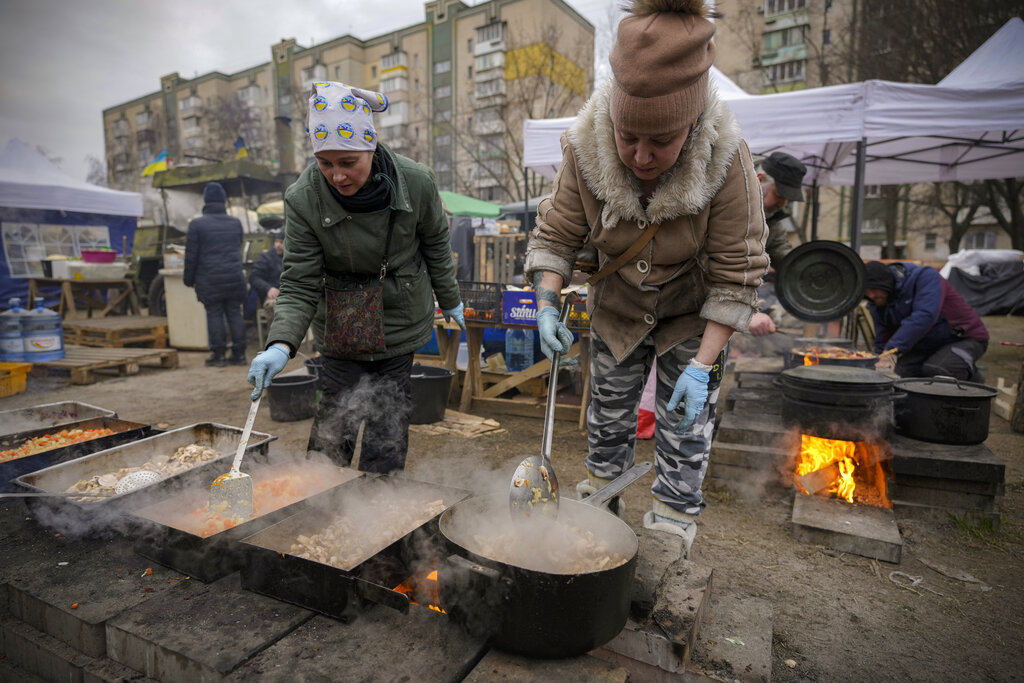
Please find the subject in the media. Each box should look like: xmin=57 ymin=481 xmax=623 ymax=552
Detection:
xmin=798 ymin=463 xmax=841 ymax=495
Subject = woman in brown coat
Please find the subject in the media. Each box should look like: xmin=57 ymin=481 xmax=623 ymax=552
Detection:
xmin=524 ymin=0 xmax=769 ymax=556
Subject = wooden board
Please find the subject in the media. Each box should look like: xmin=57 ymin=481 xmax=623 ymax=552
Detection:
xmin=63 ymin=316 xmax=169 ymax=348
xmin=33 ymin=345 xmax=178 ymax=385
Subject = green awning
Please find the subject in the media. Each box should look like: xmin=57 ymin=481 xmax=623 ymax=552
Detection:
xmin=438 ymin=190 xmax=502 ymax=218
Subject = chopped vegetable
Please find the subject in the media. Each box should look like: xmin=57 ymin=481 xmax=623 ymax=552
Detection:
xmin=0 ymin=428 xmax=115 ymax=462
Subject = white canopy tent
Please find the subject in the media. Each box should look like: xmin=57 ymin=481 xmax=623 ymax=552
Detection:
xmin=522 ymin=18 xmax=1024 ymax=249
xmin=0 ymin=139 xmax=143 ymax=217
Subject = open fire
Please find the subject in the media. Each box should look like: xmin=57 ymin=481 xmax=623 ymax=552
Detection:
xmin=795 ymin=434 xmax=892 ymax=508
xmin=394 ymin=563 xmax=445 ymax=613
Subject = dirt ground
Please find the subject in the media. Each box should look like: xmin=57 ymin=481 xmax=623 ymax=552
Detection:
xmin=3 ymin=315 xmax=1022 ymax=682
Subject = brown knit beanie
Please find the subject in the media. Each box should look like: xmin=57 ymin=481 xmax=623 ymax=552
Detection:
xmin=609 ymin=0 xmax=716 ymax=136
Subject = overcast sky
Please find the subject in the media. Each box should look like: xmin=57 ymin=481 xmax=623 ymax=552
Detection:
xmin=0 ymin=0 xmax=619 ymax=182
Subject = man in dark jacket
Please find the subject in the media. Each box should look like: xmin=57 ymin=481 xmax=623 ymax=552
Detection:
xmin=863 ymin=261 xmax=989 ymax=381
xmin=249 ymin=230 xmax=284 ymax=306
xmin=184 ymin=182 xmax=248 ymax=367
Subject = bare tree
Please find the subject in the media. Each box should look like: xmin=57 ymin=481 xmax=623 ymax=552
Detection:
xmin=201 ymin=95 xmax=269 ymax=164
xmin=85 ymin=155 xmax=107 ymax=187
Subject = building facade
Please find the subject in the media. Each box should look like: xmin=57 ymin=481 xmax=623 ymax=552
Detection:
xmin=103 ymin=0 xmax=593 ymax=215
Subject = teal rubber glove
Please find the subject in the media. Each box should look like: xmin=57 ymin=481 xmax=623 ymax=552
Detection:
xmin=442 ymin=302 xmax=466 ymax=331
xmin=666 ymin=364 xmax=710 ymax=434
xmin=536 ymin=305 xmax=573 ymax=360
xmin=247 ymin=345 xmax=289 ymax=400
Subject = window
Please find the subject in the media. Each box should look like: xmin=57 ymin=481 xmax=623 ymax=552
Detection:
xmin=478 ymin=134 xmax=504 ymax=156
xmin=181 ymin=116 xmax=201 ymax=134
xmin=763 ymin=59 xmax=805 ymax=85
xmin=963 ymin=231 xmax=997 ymax=249
xmin=135 ymin=111 xmax=152 ymax=128
xmin=301 ymin=64 xmax=327 ymax=88
xmin=1 ymin=223 xmax=113 ymax=277
xmin=476 ymin=22 xmax=504 ymax=43
xmin=468 ymin=66 xmax=473 ymax=79
xmin=414 ymin=54 xmax=419 ymax=68
xmin=467 ymin=38 xmax=473 ymax=53
xmin=924 ymin=233 xmax=937 ymax=251
xmin=380 ymin=75 xmax=408 ymax=92
xmin=434 ymin=84 xmax=451 ymax=99
xmin=435 ymin=134 xmax=452 ymax=146
xmin=112 ymin=119 xmax=130 ymax=137
xmin=371 ymin=65 xmax=377 ymax=79
xmin=237 ymin=84 xmax=261 ymax=106
xmin=823 ymin=28 xmax=832 ymax=45
xmin=178 ymin=95 xmax=201 ymax=113
xmin=414 ymin=78 xmax=420 ymax=92
xmin=382 ymin=52 xmax=406 ymax=70
xmin=335 ymin=66 xmax=341 ymax=79
xmin=475 ymin=52 xmax=504 ymax=71
xmin=475 ymin=107 xmax=501 ymax=125
xmin=475 ymin=79 xmax=505 ymax=98
xmin=434 ymin=60 xmax=451 ymax=74
xmin=434 ymin=108 xmax=451 ymax=122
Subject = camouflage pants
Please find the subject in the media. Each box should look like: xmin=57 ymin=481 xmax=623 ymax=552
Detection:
xmin=584 ymin=332 xmax=725 ymax=516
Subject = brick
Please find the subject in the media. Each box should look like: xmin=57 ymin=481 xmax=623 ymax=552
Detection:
xmin=631 ymin=527 xmax=686 ymax=619
xmin=689 ymin=592 xmax=773 ymax=683
xmin=791 ymin=494 xmax=903 ymax=563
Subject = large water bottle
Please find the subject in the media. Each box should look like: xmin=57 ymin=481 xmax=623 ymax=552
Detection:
xmin=22 ymin=302 xmax=65 ymax=362
xmin=505 ymin=328 xmax=534 ymax=372
xmin=0 ymin=298 xmax=27 ymax=361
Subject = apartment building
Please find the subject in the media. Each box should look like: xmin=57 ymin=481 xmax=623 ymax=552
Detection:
xmin=103 ymin=0 xmax=593 ymax=212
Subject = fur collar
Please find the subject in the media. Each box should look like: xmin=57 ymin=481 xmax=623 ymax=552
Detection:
xmin=566 ymin=78 xmax=743 ymax=227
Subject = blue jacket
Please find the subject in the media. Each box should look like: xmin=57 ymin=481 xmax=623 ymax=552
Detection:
xmin=868 ymin=262 xmax=986 ymax=357
xmin=183 ymin=185 xmax=247 ymax=304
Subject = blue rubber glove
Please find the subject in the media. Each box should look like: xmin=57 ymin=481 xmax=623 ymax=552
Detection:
xmin=536 ymin=305 xmax=573 ymax=360
xmin=666 ymin=364 xmax=710 ymax=434
xmin=442 ymin=302 xmax=466 ymax=331
xmin=247 ymin=345 xmax=290 ymax=400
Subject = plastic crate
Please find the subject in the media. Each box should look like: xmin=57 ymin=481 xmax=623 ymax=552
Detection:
xmin=458 ymin=281 xmax=503 ymax=323
xmin=567 ymin=296 xmax=590 ymax=329
xmin=0 ymin=362 xmax=32 ymax=398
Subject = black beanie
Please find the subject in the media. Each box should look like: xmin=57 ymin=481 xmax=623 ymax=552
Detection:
xmin=864 ymin=261 xmax=894 ymax=293
xmin=203 ymin=182 xmax=227 ymax=204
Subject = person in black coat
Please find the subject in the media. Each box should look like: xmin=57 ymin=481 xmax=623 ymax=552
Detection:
xmin=249 ymin=230 xmax=284 ymax=306
xmin=183 ymin=182 xmax=248 ymax=367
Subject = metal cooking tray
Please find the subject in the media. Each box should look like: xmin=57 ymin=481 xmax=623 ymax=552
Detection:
xmin=130 ymin=464 xmax=364 ymax=583
xmin=12 ymin=423 xmax=276 ymax=532
xmin=1 ymin=416 xmax=150 ymax=492
xmin=239 ymin=475 xmax=471 ymax=623
xmin=0 ymin=401 xmax=117 ymax=438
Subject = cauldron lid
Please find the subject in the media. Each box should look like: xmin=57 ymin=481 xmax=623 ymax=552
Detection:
xmin=781 ymin=364 xmax=893 ymax=387
xmin=895 ymin=377 xmax=998 ymax=399
xmin=775 ymin=241 xmax=865 ymax=322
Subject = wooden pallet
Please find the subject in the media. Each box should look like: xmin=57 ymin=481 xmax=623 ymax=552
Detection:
xmin=63 ymin=316 xmax=169 ymax=348
xmin=34 ymin=345 xmax=178 ymax=385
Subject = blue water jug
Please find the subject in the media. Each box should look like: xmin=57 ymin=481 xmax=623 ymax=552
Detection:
xmin=22 ymin=302 xmax=65 ymax=361
xmin=0 ymin=298 xmax=27 ymax=361
xmin=505 ymin=328 xmax=534 ymax=372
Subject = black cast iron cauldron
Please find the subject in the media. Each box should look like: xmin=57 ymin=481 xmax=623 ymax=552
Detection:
xmin=775 ymin=365 xmax=897 ymax=441
xmin=437 ymin=462 xmax=651 ymax=658
xmin=894 ymin=376 xmax=998 ymax=445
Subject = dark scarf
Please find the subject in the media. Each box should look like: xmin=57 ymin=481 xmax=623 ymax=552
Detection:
xmin=328 ymin=147 xmax=396 ymax=213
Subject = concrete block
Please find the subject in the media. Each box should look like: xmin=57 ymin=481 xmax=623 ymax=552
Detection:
xmin=715 ymin=413 xmax=795 ymax=449
xmin=887 ymin=434 xmax=1005 ymax=484
xmin=1 ymin=614 xmax=93 ymax=683
xmin=463 ymin=649 xmax=629 ymax=682
xmin=891 ymin=474 xmax=1004 ymax=496
xmin=791 ymin=494 xmax=903 ymax=563
xmin=689 ymin=592 xmax=773 ymax=683
xmin=106 ymin=573 xmax=313 ymax=682
xmin=604 ymin=560 xmax=713 ymax=672
xmin=891 ymin=498 xmax=1000 ymax=530
xmin=710 ymin=441 xmax=790 ymax=470
xmin=6 ymin=538 xmax=189 ymax=657
xmin=226 ymin=608 xmax=487 ymax=682
xmin=723 ymin=387 xmax=781 ymax=414
xmin=0 ymin=656 xmax=49 ymax=683
xmin=888 ymin=483 xmax=996 ymax=511
xmin=632 ymin=527 xmax=686 ymax=619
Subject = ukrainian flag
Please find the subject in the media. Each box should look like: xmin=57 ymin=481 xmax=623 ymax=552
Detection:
xmin=234 ymin=137 xmax=249 ymax=159
xmin=141 ymin=149 xmax=168 ymax=177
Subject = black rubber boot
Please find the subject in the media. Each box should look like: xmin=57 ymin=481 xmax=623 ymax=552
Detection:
xmin=205 ymin=354 xmax=226 ymax=367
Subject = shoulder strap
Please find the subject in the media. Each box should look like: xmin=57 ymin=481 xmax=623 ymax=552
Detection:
xmin=379 ymin=209 xmax=397 ymax=280
xmin=586 ymin=222 xmax=663 ymax=287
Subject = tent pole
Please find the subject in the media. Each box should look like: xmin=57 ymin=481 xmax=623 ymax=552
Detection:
xmin=810 ymin=181 xmax=820 ymax=241
xmin=523 ymin=167 xmax=529 ymax=234
xmin=240 ymin=183 xmax=251 ymax=232
xmin=849 ymin=138 xmax=867 ymax=254
xmin=160 ymin=188 xmax=170 ymax=250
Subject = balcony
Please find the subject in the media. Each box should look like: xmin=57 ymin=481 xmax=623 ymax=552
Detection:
xmin=136 ymin=129 xmax=157 ymax=146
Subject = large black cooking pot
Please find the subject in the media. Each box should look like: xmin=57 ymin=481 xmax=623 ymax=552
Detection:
xmin=437 ymin=462 xmax=651 ymax=658
xmin=894 ymin=377 xmax=999 ymax=445
xmin=776 ymin=365 xmax=896 ymax=441
xmin=775 ymin=241 xmax=866 ymax=322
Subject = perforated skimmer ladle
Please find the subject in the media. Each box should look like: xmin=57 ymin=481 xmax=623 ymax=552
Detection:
xmin=508 ymin=291 xmax=579 ymax=518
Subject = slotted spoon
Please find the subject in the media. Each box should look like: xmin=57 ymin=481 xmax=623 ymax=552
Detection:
xmin=508 ymin=291 xmax=578 ymax=518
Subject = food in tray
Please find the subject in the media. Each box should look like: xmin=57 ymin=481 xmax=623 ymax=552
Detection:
xmin=0 ymin=427 xmax=115 ymax=463
xmin=64 ymin=443 xmax=222 ymax=501
xmin=793 ymin=345 xmax=877 ymax=360
xmin=288 ymin=497 xmax=447 ymax=569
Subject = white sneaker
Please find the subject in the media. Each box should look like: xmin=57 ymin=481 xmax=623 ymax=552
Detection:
xmin=643 ymin=506 xmax=697 ymax=559
xmin=575 ymin=473 xmax=627 ymax=517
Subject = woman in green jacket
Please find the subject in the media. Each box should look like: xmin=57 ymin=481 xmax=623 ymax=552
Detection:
xmin=248 ymin=81 xmax=464 ymax=473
